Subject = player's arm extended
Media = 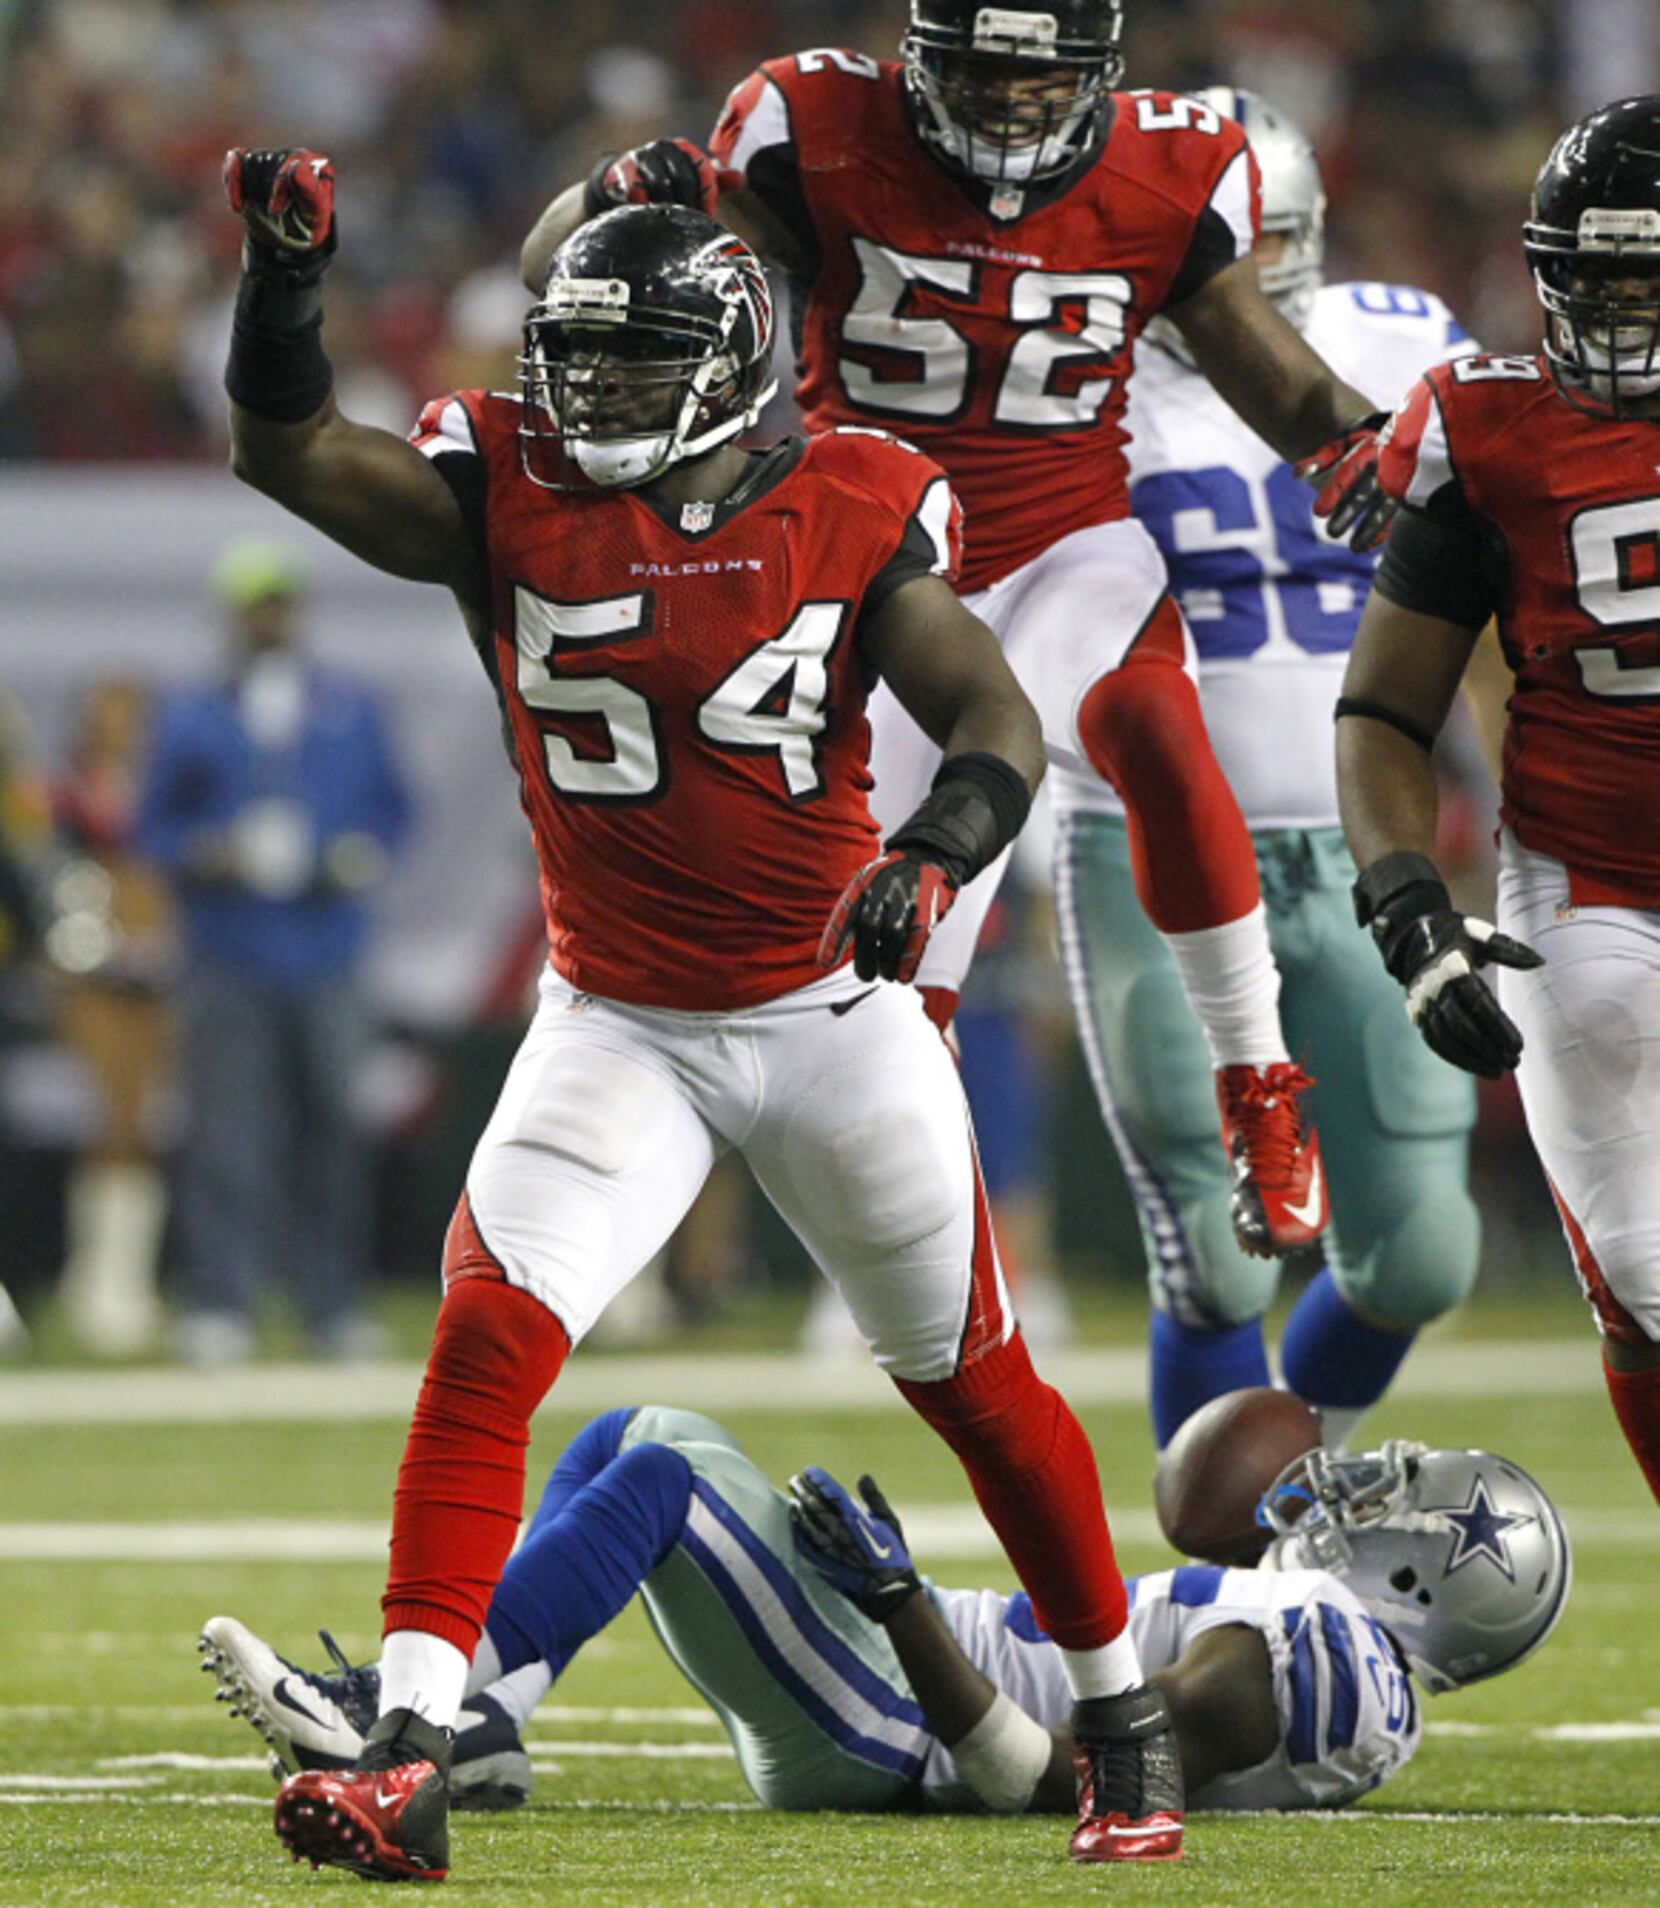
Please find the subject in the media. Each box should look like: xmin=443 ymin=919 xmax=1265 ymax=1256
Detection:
xmin=1169 ymin=256 xmax=1373 ymax=462
xmin=223 ymin=148 xmax=481 ymax=604
xmin=887 ymin=1598 xmax=1278 ymax=1811
xmin=863 ymin=577 xmax=1043 ymax=794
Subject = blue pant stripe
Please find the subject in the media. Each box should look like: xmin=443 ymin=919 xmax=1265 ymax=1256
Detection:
xmin=1317 ymin=1603 xmax=1360 ymax=1753
xmin=1282 ymin=1608 xmax=1321 ymax=1764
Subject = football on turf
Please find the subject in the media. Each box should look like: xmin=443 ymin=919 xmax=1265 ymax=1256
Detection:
xmin=1152 ymin=1386 xmax=1322 ymax=1565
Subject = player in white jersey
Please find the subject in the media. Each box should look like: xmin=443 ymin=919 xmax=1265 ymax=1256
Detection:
xmin=202 ymin=1406 xmax=1568 ymax=1825
xmin=1053 ymin=89 xmax=1483 ymax=1453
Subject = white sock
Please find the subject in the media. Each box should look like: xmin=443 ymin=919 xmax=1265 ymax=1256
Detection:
xmin=378 ymin=1630 xmax=471 ymax=1730
xmin=1163 ymin=903 xmax=1288 ymax=1069
xmin=463 ymin=1630 xmax=503 ymax=1700
xmin=479 ymin=1662 xmax=555 ymax=1731
xmin=1058 ymin=1630 xmax=1144 ymax=1701
xmin=1316 ymin=1404 xmax=1368 ymax=1454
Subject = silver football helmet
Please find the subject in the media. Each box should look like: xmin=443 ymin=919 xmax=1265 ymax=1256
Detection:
xmin=1258 ymin=1441 xmax=1571 ymax=1694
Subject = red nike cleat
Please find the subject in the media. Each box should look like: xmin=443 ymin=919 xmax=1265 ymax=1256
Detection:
xmin=1070 ymin=1685 xmax=1184 ymax=1863
xmin=1216 ymin=1062 xmax=1327 ymax=1258
xmin=273 ymin=1708 xmax=450 ymax=1882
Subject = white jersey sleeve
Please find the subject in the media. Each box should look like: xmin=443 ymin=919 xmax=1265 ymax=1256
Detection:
xmin=919 ymin=1563 xmax=1421 ymax=1813
xmin=1068 ymin=283 xmax=1479 ymax=829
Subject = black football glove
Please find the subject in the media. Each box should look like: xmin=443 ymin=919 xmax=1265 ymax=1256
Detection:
xmin=582 ymin=138 xmax=736 ymax=219
xmin=224 ymin=146 xmax=338 ymax=280
xmin=1354 ymin=852 xmax=1544 ymax=1078
xmin=789 ymin=1467 xmax=922 ymax=1624
xmin=818 ymin=851 xmax=959 ymax=983
xmin=1295 ymin=411 xmax=1395 ymax=551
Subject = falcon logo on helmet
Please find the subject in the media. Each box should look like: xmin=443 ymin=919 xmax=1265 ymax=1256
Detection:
xmin=1256 ymin=1441 xmax=1572 ymax=1694
xmin=519 ymin=205 xmax=777 ymax=491
xmin=901 ymin=0 xmax=1124 ymax=202
xmin=1524 ymin=95 xmax=1660 ymax=418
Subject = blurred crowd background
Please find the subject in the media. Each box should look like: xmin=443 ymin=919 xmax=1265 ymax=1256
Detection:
xmin=4 ymin=0 xmax=1649 ymax=1363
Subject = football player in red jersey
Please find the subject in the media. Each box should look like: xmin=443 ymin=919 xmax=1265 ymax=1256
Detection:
xmin=1337 ymin=97 xmax=1660 ymax=1509
xmin=518 ymin=1 xmax=1399 ymax=1261
xmin=222 ymin=155 xmax=1183 ymax=1877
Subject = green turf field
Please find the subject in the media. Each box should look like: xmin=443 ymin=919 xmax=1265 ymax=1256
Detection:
xmin=4 ymin=1290 xmax=1658 ymax=1905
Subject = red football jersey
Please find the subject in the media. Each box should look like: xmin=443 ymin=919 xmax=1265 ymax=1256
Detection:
xmin=710 ymin=55 xmax=1259 ymax=593
xmin=411 ymin=395 xmax=962 ymax=1008
xmin=1380 ymin=353 xmax=1660 ymax=907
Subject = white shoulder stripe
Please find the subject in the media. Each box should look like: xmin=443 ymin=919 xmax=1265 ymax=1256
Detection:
xmin=916 ymin=477 xmax=956 ymax=575
xmin=413 ymin=396 xmax=478 ymax=460
xmin=726 ymin=76 xmax=792 ymax=175
xmin=1208 ymin=147 xmax=1256 ymax=262
xmin=1405 ymin=395 xmax=1455 ymax=509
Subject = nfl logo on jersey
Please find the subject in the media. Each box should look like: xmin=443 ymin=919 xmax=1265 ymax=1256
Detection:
xmin=680 ymin=499 xmax=716 ymax=532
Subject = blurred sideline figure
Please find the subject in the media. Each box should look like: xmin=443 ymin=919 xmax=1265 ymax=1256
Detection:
xmin=50 ymin=679 xmax=178 ymax=1356
xmin=1338 ymin=97 xmax=1660 ymax=1506
xmin=0 ymin=691 xmax=53 ymax=1354
xmin=201 ymin=1405 xmax=1569 ymax=1821
xmin=135 ymin=541 xmax=413 ymax=1364
xmin=1058 ymin=89 xmax=1483 ymax=1455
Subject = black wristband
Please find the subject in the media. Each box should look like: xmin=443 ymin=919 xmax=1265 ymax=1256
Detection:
xmin=1352 ymin=852 xmax=1455 ymax=981
xmin=1334 ymin=696 xmax=1438 ymax=754
xmin=224 ymin=238 xmax=336 ymax=424
xmin=887 ymin=750 xmax=1031 ymax=887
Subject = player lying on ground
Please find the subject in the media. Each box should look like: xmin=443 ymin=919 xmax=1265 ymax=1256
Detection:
xmin=223 ymin=158 xmax=1180 ymax=1880
xmin=1335 ymin=96 xmax=1660 ymax=1507
xmin=202 ymin=1404 xmax=1570 ymax=1820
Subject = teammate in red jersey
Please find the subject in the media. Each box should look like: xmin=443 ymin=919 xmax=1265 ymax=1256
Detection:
xmin=520 ymin=1 xmax=1397 ymax=1260
xmin=222 ymin=156 xmax=1183 ymax=1878
xmin=1337 ymin=97 xmax=1660 ymax=1508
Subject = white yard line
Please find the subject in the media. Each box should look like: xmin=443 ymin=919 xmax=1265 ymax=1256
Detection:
xmin=0 ymin=1338 xmax=1607 ymax=1427
xmin=3 ymin=1501 xmax=1652 ymax=1563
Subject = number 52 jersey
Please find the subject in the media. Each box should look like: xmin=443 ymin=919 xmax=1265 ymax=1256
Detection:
xmin=711 ymin=53 xmax=1260 ymax=594
xmin=412 ymin=395 xmax=961 ymax=1010
xmin=1378 ymin=354 xmax=1660 ymax=908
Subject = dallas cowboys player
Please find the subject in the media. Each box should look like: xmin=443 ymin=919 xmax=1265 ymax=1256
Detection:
xmin=1053 ymin=90 xmax=1484 ymax=1453
xmin=201 ymin=1407 xmax=1567 ymax=1822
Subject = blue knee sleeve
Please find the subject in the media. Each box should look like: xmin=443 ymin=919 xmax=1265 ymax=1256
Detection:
xmin=1149 ymin=1309 xmax=1271 ymax=1448
xmin=486 ymin=1437 xmax=693 ymax=1678
xmin=527 ymin=1406 xmax=638 ymax=1532
xmin=1280 ymin=1267 xmax=1414 ymax=1410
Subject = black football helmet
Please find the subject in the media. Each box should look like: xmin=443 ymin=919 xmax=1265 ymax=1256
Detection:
xmin=902 ymin=0 xmax=1124 ymax=194
xmin=519 ymin=204 xmax=776 ymax=490
xmin=1524 ymin=96 xmax=1660 ymax=418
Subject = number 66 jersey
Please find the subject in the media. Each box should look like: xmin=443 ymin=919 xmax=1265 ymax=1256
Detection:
xmin=1378 ymin=354 xmax=1660 ymax=908
xmin=411 ymin=395 xmax=961 ymax=1010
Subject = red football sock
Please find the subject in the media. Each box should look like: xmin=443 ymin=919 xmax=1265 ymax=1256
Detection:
xmin=1076 ymin=599 xmax=1260 ymax=933
xmin=381 ymin=1269 xmax=571 ymax=1654
xmin=1604 ymin=1357 xmax=1660 ymax=1506
xmin=895 ymin=1332 xmax=1128 ymax=1649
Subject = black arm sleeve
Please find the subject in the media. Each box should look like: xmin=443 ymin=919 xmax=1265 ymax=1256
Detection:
xmin=1373 ymin=498 xmax=1507 ymax=633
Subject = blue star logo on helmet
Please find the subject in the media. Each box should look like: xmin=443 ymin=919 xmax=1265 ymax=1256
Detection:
xmin=1425 ymin=1476 xmax=1535 ymax=1582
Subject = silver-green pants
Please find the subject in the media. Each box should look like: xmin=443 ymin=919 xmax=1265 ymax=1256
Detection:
xmin=1052 ymin=814 xmax=1479 ymax=1330
xmin=622 ymin=1406 xmax=925 ymax=1810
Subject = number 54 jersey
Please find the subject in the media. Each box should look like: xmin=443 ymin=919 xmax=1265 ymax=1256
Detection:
xmin=711 ymin=54 xmax=1259 ymax=594
xmin=1379 ymin=355 xmax=1660 ymax=908
xmin=412 ymin=395 xmax=961 ymax=1010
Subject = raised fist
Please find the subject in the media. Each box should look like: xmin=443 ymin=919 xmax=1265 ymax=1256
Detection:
xmin=224 ymin=147 xmax=336 ymax=259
